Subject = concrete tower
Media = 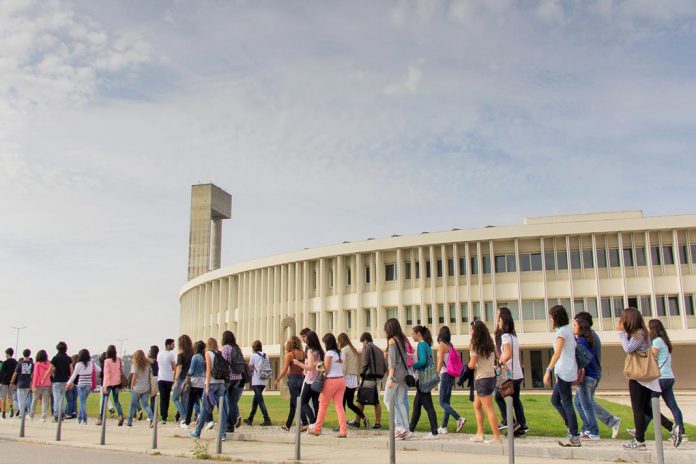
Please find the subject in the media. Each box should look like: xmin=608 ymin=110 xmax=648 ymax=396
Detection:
xmin=187 ymin=184 xmax=232 ymax=280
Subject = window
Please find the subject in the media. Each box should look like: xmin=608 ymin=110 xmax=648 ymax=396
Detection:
xmin=328 ymin=312 xmax=334 ymax=330
xmin=522 ymin=300 xmax=546 ymax=320
xmin=347 ymin=310 xmax=352 ymax=329
xmin=544 ymin=251 xmax=556 ymax=270
xmin=556 ymin=250 xmax=568 ymax=270
xmin=519 ymin=253 xmax=531 ymax=272
xmin=460 ymin=303 xmax=469 ymax=323
xmin=449 ymin=303 xmax=457 ymax=324
xmin=628 ymin=296 xmax=638 ymax=309
xmin=413 ymin=305 xmax=421 ymax=325
xmin=692 ymin=244 xmax=696 ymax=264
xmin=346 ymin=267 xmax=352 ymax=285
xmin=656 ymin=296 xmax=666 ymax=316
xmin=472 ymin=302 xmax=481 ymax=321
xmin=570 ymin=250 xmax=581 ymax=270
xmin=328 ymin=269 xmax=334 ymax=288
xmin=365 ymin=266 xmax=371 ymax=284
xmin=601 ymin=298 xmax=612 ymax=318
xmin=482 ymin=255 xmax=491 ymax=274
xmin=640 ymin=296 xmax=652 ymax=317
xmin=386 ymin=307 xmax=397 ymax=319
xmin=415 ymin=261 xmax=420 ymax=279
xmin=406 ymin=306 xmax=413 ymax=326
xmin=436 ymin=259 xmax=443 ymax=277
xmin=668 ymin=296 xmax=680 ymax=316
xmin=404 ymin=262 xmax=411 ymax=280
xmin=596 ymin=249 xmax=607 ymax=268
xmin=447 ymin=258 xmax=455 ymax=277
xmin=470 ymin=256 xmax=479 ymax=274
xmin=663 ymin=246 xmax=674 ymax=265
xmin=312 ymin=271 xmax=317 ymax=290
xmin=582 ymin=250 xmax=594 ymax=269
xmin=623 ymin=248 xmax=634 ymax=267
xmin=385 ymin=263 xmax=397 ymax=281
xmin=426 ymin=260 xmax=431 ymax=278
xmin=364 ymin=308 xmax=372 ymax=328
xmin=438 ymin=304 xmax=445 ymax=324
xmin=507 ymin=254 xmax=516 ymax=272
xmin=574 ymin=299 xmax=585 ymax=315
xmin=679 ymin=245 xmax=688 ymax=264
xmin=495 ymin=255 xmax=506 ymax=273
xmin=427 ymin=305 xmax=433 ymax=324
xmin=651 ymin=246 xmax=661 ymax=265
xmin=530 ymin=351 xmax=544 ymax=388
xmin=635 ymin=247 xmax=646 ymax=266
xmin=459 ymin=257 xmax=466 ymax=275
xmin=586 ymin=299 xmax=598 ymax=317
xmin=485 ymin=302 xmax=495 ymax=322
xmin=613 ymin=296 xmax=625 ymax=317
xmin=310 ymin=313 xmax=317 ymax=330
xmin=685 ymin=295 xmax=695 ymax=316
xmin=608 ymin=249 xmax=620 ymax=267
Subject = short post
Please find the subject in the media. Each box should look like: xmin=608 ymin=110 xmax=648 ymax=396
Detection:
xmin=216 ymin=394 xmax=225 ymax=455
xmin=100 ymin=393 xmax=107 ymax=446
xmin=389 ymin=396 xmax=395 ymax=464
xmin=505 ymin=396 xmax=515 ymax=464
xmin=152 ymin=394 xmax=159 ymax=450
xmin=55 ymin=394 xmax=64 ymax=441
xmin=19 ymin=395 xmax=26 ymax=438
xmin=294 ymin=386 xmax=302 ymax=461
xmin=652 ymin=396 xmax=664 ymax=464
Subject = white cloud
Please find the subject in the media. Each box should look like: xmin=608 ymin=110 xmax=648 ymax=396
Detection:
xmin=384 ymin=64 xmax=423 ymax=95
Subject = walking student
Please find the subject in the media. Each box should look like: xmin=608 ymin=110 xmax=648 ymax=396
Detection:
xmin=127 ymin=349 xmax=154 ymax=427
xmin=355 ymin=332 xmax=385 ymax=429
xmin=221 ymin=330 xmax=245 ymax=432
xmin=66 ymin=349 xmax=100 ymax=425
xmin=188 ymin=337 xmax=226 ymax=439
xmin=384 ymin=318 xmax=412 ymax=440
xmin=308 ymin=333 xmax=348 ymax=437
xmin=494 ymin=307 xmax=527 ymax=437
xmin=573 ymin=312 xmax=622 ymax=439
xmin=437 ymin=326 xmax=465 ymax=434
xmin=337 ymin=333 xmax=366 ymax=429
xmin=99 ymin=345 xmax=125 ymax=426
xmin=0 ymin=348 xmax=17 ymax=418
xmin=408 ymin=325 xmax=439 ymax=439
xmin=157 ymin=339 xmax=176 ymax=424
xmin=544 ymin=305 xmax=580 ymax=447
xmin=173 ymin=335 xmax=194 ymax=425
xmin=468 ymin=320 xmax=501 ymax=444
xmin=11 ymin=349 xmax=33 ymax=421
xmin=573 ymin=317 xmax=600 ymax=441
xmin=244 ymin=340 xmax=272 ymax=426
xmin=182 ymin=340 xmax=206 ymax=429
xmin=49 ymin=342 xmax=72 ymax=421
xmin=30 ymin=349 xmax=51 ymax=421
xmin=274 ymin=335 xmax=307 ymax=431
xmin=295 ymin=331 xmax=324 ymax=430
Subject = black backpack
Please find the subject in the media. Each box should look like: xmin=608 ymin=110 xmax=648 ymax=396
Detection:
xmin=211 ymin=351 xmax=230 ymax=380
xmin=230 ymin=346 xmax=247 ymax=375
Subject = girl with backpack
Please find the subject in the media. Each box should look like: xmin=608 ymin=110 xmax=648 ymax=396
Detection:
xmin=437 ymin=326 xmax=465 ymax=434
xmin=408 ymin=325 xmax=439 ymax=439
xmin=308 ymin=333 xmax=348 ymax=437
xmin=274 ymin=335 xmax=307 ymax=431
xmin=188 ymin=338 xmax=226 ymax=439
xmin=244 ymin=340 xmax=272 ymax=426
xmin=221 ymin=331 xmax=245 ymax=432
xmin=468 ymin=320 xmax=501 ymax=444
xmin=294 ymin=331 xmax=324 ymax=431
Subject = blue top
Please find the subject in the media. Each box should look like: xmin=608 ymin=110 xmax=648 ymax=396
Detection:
xmin=188 ymin=353 xmax=206 ymax=377
xmin=577 ymin=337 xmax=599 ymax=380
xmin=591 ymin=330 xmax=602 ymax=380
xmin=652 ymin=337 xmax=674 ymax=379
xmin=412 ymin=341 xmax=432 ymax=371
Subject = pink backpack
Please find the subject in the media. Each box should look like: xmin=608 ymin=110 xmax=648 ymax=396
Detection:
xmin=445 ymin=344 xmax=463 ymax=377
xmin=405 ymin=340 xmax=415 ymax=368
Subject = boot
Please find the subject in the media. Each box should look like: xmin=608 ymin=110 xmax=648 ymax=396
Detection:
xmin=118 ymin=415 xmax=124 ymax=427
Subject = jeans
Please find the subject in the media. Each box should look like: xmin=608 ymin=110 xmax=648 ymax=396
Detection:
xmin=194 ymin=383 xmax=226 ymax=437
xmin=17 ymin=388 xmax=30 ymax=418
xmin=172 ymin=379 xmax=187 ymax=420
xmin=52 ymin=382 xmax=67 ymax=417
xmin=574 ymin=376 xmax=599 ymax=436
xmin=588 ymin=378 xmax=620 ymax=428
xmin=226 ymin=380 xmax=244 ymax=430
xmin=30 ymin=386 xmax=51 ymax=418
xmin=384 ymin=381 xmax=409 ymax=430
xmin=128 ymin=391 xmax=154 ymax=425
xmin=410 ymin=389 xmax=438 ymax=435
xmin=439 ymin=373 xmax=460 ymax=427
xmin=101 ymin=386 xmax=123 ymax=417
xmin=301 ymin=382 xmax=320 ymax=423
xmin=65 ymin=387 xmax=77 ymax=417
xmin=495 ymin=378 xmax=527 ymax=429
xmin=158 ymin=380 xmax=174 ymax=421
xmin=185 ymin=387 xmax=203 ymax=425
xmin=644 ymin=378 xmax=683 ymax=430
xmin=76 ymin=385 xmax=91 ymax=423
xmin=286 ymin=375 xmax=308 ymax=428
xmin=551 ymin=377 xmax=578 ymax=437
xmin=249 ymin=385 xmax=270 ymax=422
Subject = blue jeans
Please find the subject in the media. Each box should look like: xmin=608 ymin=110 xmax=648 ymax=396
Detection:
xmin=384 ymin=381 xmax=409 ymax=430
xmin=101 ymin=386 xmax=123 ymax=417
xmin=194 ymin=383 xmax=226 ymax=437
xmin=65 ymin=387 xmax=77 ymax=417
xmin=551 ymin=377 xmax=578 ymax=437
xmin=645 ymin=378 xmax=684 ymax=430
xmin=77 ymin=385 xmax=91 ymax=423
xmin=128 ymin=391 xmax=153 ymax=425
xmin=52 ymin=383 xmax=67 ymax=417
xmin=226 ymin=380 xmax=244 ymax=430
xmin=439 ymin=373 xmax=460 ymax=428
xmin=575 ymin=376 xmax=599 ymax=436
xmin=172 ymin=380 xmax=187 ymax=420
xmin=284 ymin=376 xmax=307 ymax=428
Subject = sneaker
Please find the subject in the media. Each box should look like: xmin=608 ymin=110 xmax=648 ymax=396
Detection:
xmin=347 ymin=420 xmax=361 ymax=429
xmin=485 ymin=437 xmax=503 ymax=444
xmin=160 ymin=420 xmax=167 ymax=425
xmin=96 ymin=418 xmax=102 ymax=426
xmin=175 ymin=412 xmax=180 ymax=423
xmin=456 ymin=417 xmax=466 ymax=433
xmin=469 ymin=435 xmax=484 ymax=442
xmin=559 ymin=437 xmax=581 ymax=447
xmin=179 ymin=422 xmax=189 ymax=429
xmin=221 ymin=434 xmax=226 ymax=441
xmin=671 ymin=425 xmax=683 ymax=448
xmin=626 ymin=428 xmax=636 ymax=438
xmin=423 ymin=432 xmax=439 ymax=440
xmin=611 ymin=418 xmax=621 ymax=439
xmin=308 ymin=423 xmax=315 ymax=430
xmin=261 ymin=420 xmax=272 ymax=426
xmin=622 ymin=438 xmax=646 ymax=451
xmin=370 ymin=423 xmax=381 ymax=430
xmin=109 ymin=408 xmax=115 ymax=418
xmin=394 ymin=428 xmax=407 ymax=439
xmin=243 ymin=418 xmax=253 ymax=426
xmin=498 ymin=423 xmax=508 ymax=431
xmin=187 ymin=431 xmax=200 ymax=439
xmin=437 ymin=427 xmax=448 ymax=435
xmin=580 ymin=433 xmax=600 ymax=441
xmin=236 ymin=416 xmax=241 ymax=428
xmin=402 ymin=431 xmax=414 ymax=440
xmin=514 ymin=427 xmax=528 ymax=438
xmin=204 ymin=421 xmax=215 ymax=430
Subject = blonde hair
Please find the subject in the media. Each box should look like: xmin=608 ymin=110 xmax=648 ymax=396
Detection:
xmin=207 ymin=337 xmax=219 ymax=352
xmin=285 ymin=336 xmax=302 ymax=352
xmin=132 ymin=350 xmax=147 ymax=371
xmin=337 ymin=333 xmax=358 ymax=358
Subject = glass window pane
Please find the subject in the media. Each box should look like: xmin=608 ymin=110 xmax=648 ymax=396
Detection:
xmin=685 ymin=295 xmax=695 ymax=316
xmin=523 ymin=301 xmax=534 ymax=320
xmin=404 ymin=262 xmax=411 ymax=280
xmin=679 ymin=245 xmax=688 ymax=264
xmin=623 ymin=248 xmax=634 ymax=267
xmin=663 ymin=246 xmax=674 ymax=265
xmin=601 ymin=298 xmax=612 ymax=318
xmin=640 ymin=296 xmax=652 ymax=317
xmin=668 ymin=296 xmax=680 ymax=316
xmin=628 ymin=296 xmax=638 ymax=308
xmin=507 ymin=254 xmax=516 ymax=273
xmin=508 ymin=301 xmax=519 ymax=320
xmin=544 ymin=251 xmax=555 ymax=270
xmin=597 ymin=249 xmax=607 ymax=268
xmin=570 ymin=250 xmax=581 ymax=270
xmin=651 ymin=246 xmax=661 ymax=265
xmin=406 ymin=306 xmax=413 ymax=326
xmin=482 ymin=255 xmax=491 ymax=274
xmin=346 ymin=267 xmax=352 ymax=285
xmin=415 ymin=261 xmax=420 ymax=279
xmin=519 ymin=253 xmax=531 ymax=272
xmin=609 ymin=249 xmax=621 ymax=267
xmin=459 ymin=257 xmax=466 ymax=275
xmin=461 ymin=302 xmax=469 ymax=322
xmin=470 ymin=256 xmax=478 ymax=274
xmin=613 ymin=297 xmax=625 ymax=317
xmin=586 ymin=299 xmax=598 ymax=317
xmin=472 ymin=302 xmax=481 ymax=321
xmin=692 ymin=244 xmax=696 ymax=264
xmin=447 ymin=258 xmax=455 ymax=277
xmin=582 ymin=250 xmax=594 ymax=269
xmin=427 ymin=305 xmax=433 ymax=324
xmin=495 ymin=255 xmax=506 ymax=273
xmin=385 ymin=264 xmax=396 ymax=281
xmin=437 ymin=259 xmax=443 ymax=277
xmin=485 ymin=302 xmax=495 ymax=322
xmin=449 ymin=303 xmax=456 ymax=324
xmin=635 ymin=247 xmax=646 ymax=266
xmin=365 ymin=266 xmax=370 ymax=284
xmin=531 ymin=253 xmax=542 ymax=271
xmin=426 ymin=260 xmax=431 ymax=278
xmin=438 ymin=304 xmax=445 ymax=323
xmin=534 ymin=300 xmax=547 ymax=320
xmin=574 ymin=299 xmax=584 ymax=315
xmin=556 ymin=250 xmax=568 ymax=270
xmin=656 ymin=296 xmax=666 ymax=316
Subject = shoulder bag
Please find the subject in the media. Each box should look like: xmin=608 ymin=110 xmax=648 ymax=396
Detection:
xmin=357 ymin=346 xmax=379 ymax=404
xmin=416 ymin=349 xmax=439 ymax=393
xmin=394 ymin=339 xmax=416 ymax=388
xmin=623 ymin=349 xmax=660 ymax=381
xmin=498 ymin=341 xmax=515 ymax=398
xmin=119 ymin=358 xmax=129 ymax=389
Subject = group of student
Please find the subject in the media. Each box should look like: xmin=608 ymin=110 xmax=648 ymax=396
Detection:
xmin=0 ymin=304 xmax=685 ymax=450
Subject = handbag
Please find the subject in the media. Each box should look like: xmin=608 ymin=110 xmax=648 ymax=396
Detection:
xmin=150 ymin=364 xmax=160 ymax=397
xmin=311 ymin=370 xmax=325 ymax=393
xmin=498 ymin=344 xmax=515 ymax=398
xmin=623 ymin=349 xmax=660 ymax=381
xmin=394 ymin=339 xmax=416 ymax=388
xmin=416 ymin=351 xmax=439 ymax=393
xmin=357 ymin=378 xmax=379 ymax=405
xmin=119 ymin=359 xmax=128 ymax=389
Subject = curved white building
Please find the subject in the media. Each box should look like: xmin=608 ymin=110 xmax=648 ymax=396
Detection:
xmin=180 ymin=205 xmax=696 ymax=390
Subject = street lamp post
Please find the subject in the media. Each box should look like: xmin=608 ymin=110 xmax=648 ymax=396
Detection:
xmin=11 ymin=326 xmax=27 ymax=354
xmin=116 ymin=338 xmax=128 ymax=356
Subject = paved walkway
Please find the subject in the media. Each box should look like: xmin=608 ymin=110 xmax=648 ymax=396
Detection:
xmin=0 ymin=416 xmax=694 ymax=464
xmin=597 ymin=392 xmax=696 ymax=426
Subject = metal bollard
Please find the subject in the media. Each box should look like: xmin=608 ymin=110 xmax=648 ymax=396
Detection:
xmin=216 ymin=394 xmax=225 ymax=455
xmin=295 ymin=385 xmax=302 ymax=461
xmin=152 ymin=394 xmax=159 ymax=449
xmin=100 ymin=393 xmax=107 ymax=445
xmin=56 ymin=394 xmax=64 ymax=441
xmin=389 ymin=393 xmax=395 ymax=464
xmin=505 ymin=396 xmax=515 ymax=464
xmin=19 ymin=397 xmax=26 ymax=438
xmin=651 ymin=396 xmax=664 ymax=464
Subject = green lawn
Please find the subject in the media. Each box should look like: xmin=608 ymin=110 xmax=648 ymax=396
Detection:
xmin=79 ymin=392 xmax=691 ymax=440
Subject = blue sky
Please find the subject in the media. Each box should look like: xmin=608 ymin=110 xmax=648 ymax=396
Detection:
xmin=1 ymin=0 xmax=695 ymax=355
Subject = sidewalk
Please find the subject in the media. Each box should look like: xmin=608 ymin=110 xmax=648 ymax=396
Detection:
xmin=0 ymin=417 xmax=694 ymax=464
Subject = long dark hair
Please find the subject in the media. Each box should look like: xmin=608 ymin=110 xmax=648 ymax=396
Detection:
xmin=221 ymin=331 xmax=237 ymax=348
xmin=148 ymin=345 xmax=159 ymax=360
xmin=495 ymin=306 xmax=516 ymax=351
xmin=575 ymin=318 xmax=594 ymax=348
xmin=549 ymin=305 xmax=569 ymax=329
xmin=322 ymin=333 xmax=341 ymax=360
xmin=648 ymin=319 xmax=673 ymax=353
xmin=412 ymin=325 xmax=433 ymax=345
xmin=437 ymin=325 xmax=452 ymax=345
xmin=106 ymin=345 xmax=117 ymax=361
xmin=470 ymin=320 xmax=495 ymax=358
xmin=36 ymin=350 xmax=48 ymax=363
xmin=304 ymin=331 xmax=324 ymax=360
xmin=384 ymin=318 xmax=407 ymax=344
xmin=194 ymin=340 xmax=206 ymax=355
xmin=78 ymin=349 xmax=91 ymax=366
xmin=620 ymin=307 xmax=646 ymax=339
xmin=178 ymin=334 xmax=194 ymax=358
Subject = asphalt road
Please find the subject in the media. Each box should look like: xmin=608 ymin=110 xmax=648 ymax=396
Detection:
xmin=0 ymin=441 xmax=194 ymax=464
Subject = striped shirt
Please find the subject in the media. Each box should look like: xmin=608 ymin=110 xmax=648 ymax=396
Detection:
xmin=67 ymin=361 xmax=101 ymax=388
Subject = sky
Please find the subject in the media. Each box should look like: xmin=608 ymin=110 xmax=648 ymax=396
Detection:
xmin=2 ymin=0 xmax=696 ymax=357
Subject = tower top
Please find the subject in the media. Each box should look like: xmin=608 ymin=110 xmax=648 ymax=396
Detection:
xmin=188 ymin=184 xmax=232 ymax=280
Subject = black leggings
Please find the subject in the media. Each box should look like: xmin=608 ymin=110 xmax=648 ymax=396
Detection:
xmin=185 ymin=388 xmax=203 ymax=425
xmin=343 ymin=387 xmax=365 ymax=419
xmin=628 ymin=380 xmax=672 ymax=442
xmin=409 ymin=389 xmax=438 ymax=435
xmin=300 ymin=383 xmax=320 ymax=423
xmin=495 ymin=378 xmax=527 ymax=428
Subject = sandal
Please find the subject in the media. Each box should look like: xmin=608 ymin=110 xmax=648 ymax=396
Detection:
xmin=281 ymin=425 xmax=290 ymax=431
xmin=301 ymin=425 xmax=309 ymax=432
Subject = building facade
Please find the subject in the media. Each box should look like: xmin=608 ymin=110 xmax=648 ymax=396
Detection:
xmin=179 ymin=210 xmax=696 ymax=390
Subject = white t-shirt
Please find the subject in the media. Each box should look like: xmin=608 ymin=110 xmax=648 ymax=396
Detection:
xmin=554 ymin=325 xmax=577 ymax=383
xmin=501 ymin=334 xmax=524 ymax=380
xmin=325 ymin=350 xmax=344 ymax=378
xmin=157 ymin=349 xmax=176 ymax=382
xmin=250 ymin=352 xmax=268 ymax=386
xmin=207 ymin=351 xmax=225 ymax=384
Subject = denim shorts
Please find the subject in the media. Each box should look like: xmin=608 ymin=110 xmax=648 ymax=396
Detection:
xmin=475 ymin=377 xmax=496 ymax=396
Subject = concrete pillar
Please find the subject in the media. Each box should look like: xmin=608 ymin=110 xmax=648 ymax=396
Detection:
xmin=210 ymin=218 xmax=223 ymax=270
